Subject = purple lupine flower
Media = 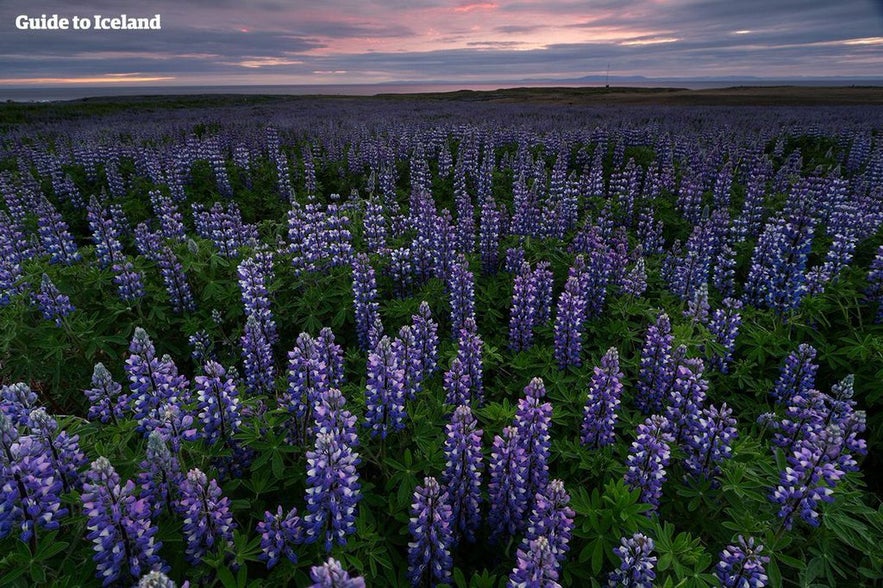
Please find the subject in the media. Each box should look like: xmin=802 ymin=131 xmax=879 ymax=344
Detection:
xmin=683 ymin=282 xmax=710 ymax=324
xmin=317 ymin=327 xmax=345 ymax=389
xmin=522 ymin=479 xmax=575 ymax=564
xmin=624 ymin=415 xmax=674 ymax=511
xmin=770 ymin=424 xmax=854 ymax=530
xmin=33 ymin=273 xmax=74 ymax=326
xmin=312 ymin=388 xmax=359 ymax=449
xmin=156 ymin=246 xmax=195 ymax=314
xmin=448 ymin=254 xmax=475 ymax=336
xmin=179 ymin=468 xmax=236 ymax=565
xmin=237 ymin=252 xmax=277 ymax=345
xmin=515 ymin=378 xmax=552 ymax=508
xmin=510 ymin=262 xmax=538 ymax=352
xmin=442 ymin=405 xmax=483 ymax=544
xmin=149 ymin=190 xmax=186 ymax=242
xmin=553 ymin=275 xmax=587 ymax=369
xmin=769 ymin=389 xmax=827 ymax=455
xmin=683 ymin=403 xmax=738 ymax=482
xmin=257 ymin=505 xmax=301 ymax=569
xmin=310 ymin=557 xmax=366 ymax=588
xmin=36 ymin=198 xmax=80 ymax=265
xmin=532 ymin=261 xmax=554 ymax=326
xmin=136 ymin=570 xmax=185 ymax=588
xmin=138 ymin=431 xmax=183 ymax=518
xmin=393 ymin=326 xmax=423 ymax=400
xmin=505 ymin=246 xmax=526 ymax=274
xmin=622 ymin=257 xmax=648 ymax=297
xmin=664 ymin=358 xmax=709 ymax=444
xmin=635 ymin=313 xmax=674 ymax=414
xmin=195 ymin=360 xmax=241 ymax=446
xmin=363 ymin=196 xmax=387 ymax=254
xmin=0 ymin=382 xmax=37 ymax=427
xmin=364 ymin=336 xmax=407 ymax=438
xmin=716 ymin=536 xmax=769 ymax=588
xmin=27 ymin=407 xmax=86 ymax=493
xmin=125 ymin=328 xmax=190 ymax=432
xmin=509 ymin=536 xmax=561 ymax=588
xmin=456 ymin=318 xmax=484 ymax=405
xmin=151 ymin=401 xmax=198 ymax=455
xmin=112 ymin=259 xmax=146 ymax=304
xmin=84 ymin=362 xmax=126 ymax=425
xmin=443 ymin=357 xmax=472 ymax=407
xmin=581 ymin=347 xmax=623 ymax=448
xmin=412 ymin=301 xmax=439 ymax=376
xmin=707 ymin=298 xmax=742 ymax=373
xmin=87 ymin=196 xmax=124 ymax=268
xmin=771 ymin=344 xmax=818 ymax=405
xmin=188 ymin=331 xmax=213 ymax=366
xmin=407 ymin=476 xmax=454 ymax=587
xmin=609 ymin=533 xmax=656 ymax=588
xmin=867 ymin=245 xmax=883 ymax=323
xmin=134 ymin=223 xmax=163 ymax=261
xmin=479 ymin=197 xmax=502 ymax=275
xmin=303 ymin=431 xmax=361 ymax=552
xmin=0 ymin=419 xmax=68 ymax=543
xmin=352 ymin=253 xmax=381 ymax=350
xmin=488 ymin=426 xmax=529 ymax=544
xmin=241 ymin=314 xmax=275 ymax=395
xmin=81 ymin=457 xmax=165 ymax=586
xmin=284 ymin=333 xmax=329 ymax=443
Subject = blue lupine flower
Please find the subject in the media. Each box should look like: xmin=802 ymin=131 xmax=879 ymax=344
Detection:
xmin=510 ymin=262 xmax=538 ymax=351
xmin=716 ymin=536 xmax=769 ymax=588
xmin=508 ymin=536 xmax=561 ymax=588
xmin=553 ymin=275 xmax=587 ymax=369
xmin=521 ymin=479 xmax=574 ymax=564
xmin=412 ymin=301 xmax=439 ymax=376
xmin=581 ymin=347 xmax=623 ymax=448
xmin=771 ymin=344 xmax=817 ymax=405
xmin=310 ymin=557 xmax=366 ymax=588
xmin=84 ymin=363 xmax=126 ymax=425
xmin=609 ymin=532 xmax=656 ymax=588
xmin=683 ymin=403 xmax=738 ymax=482
xmin=27 ymin=407 xmax=86 ymax=493
xmin=707 ymin=298 xmax=742 ymax=373
xmin=407 ymin=476 xmax=454 ymax=587
xmin=257 ymin=505 xmax=301 ymax=569
xmin=364 ymin=336 xmax=407 ymax=438
xmin=352 ymin=253 xmax=381 ymax=350
xmin=624 ymin=415 xmax=674 ymax=511
xmin=241 ymin=314 xmax=275 ymax=395
xmin=195 ymin=360 xmax=241 ymax=446
xmin=179 ymin=468 xmax=236 ymax=565
xmin=393 ymin=325 xmax=423 ymax=400
xmin=303 ymin=431 xmax=361 ymax=552
xmin=635 ymin=313 xmax=674 ymax=414
xmin=514 ymin=378 xmax=552 ymax=509
xmin=442 ymin=405 xmax=483 ymax=544
xmin=33 ymin=273 xmax=74 ymax=326
xmin=488 ymin=426 xmax=529 ymax=544
xmin=448 ymin=254 xmax=475 ymax=337
xmin=81 ymin=457 xmax=165 ymax=586
xmin=138 ymin=431 xmax=183 ymax=518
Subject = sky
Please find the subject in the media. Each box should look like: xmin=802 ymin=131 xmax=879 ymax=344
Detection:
xmin=1 ymin=0 xmax=882 ymax=87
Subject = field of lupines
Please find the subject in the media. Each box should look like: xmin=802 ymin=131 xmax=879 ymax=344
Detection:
xmin=1 ymin=96 xmax=883 ymax=587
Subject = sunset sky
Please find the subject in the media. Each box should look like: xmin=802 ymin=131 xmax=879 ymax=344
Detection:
xmin=1 ymin=0 xmax=882 ymax=86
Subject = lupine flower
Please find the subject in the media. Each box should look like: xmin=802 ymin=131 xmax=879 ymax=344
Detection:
xmin=455 ymin=318 xmax=484 ymax=405
xmin=683 ymin=403 xmax=738 ymax=482
xmin=716 ymin=536 xmax=769 ymax=588
xmin=508 ymin=536 xmax=561 ymax=588
xmin=303 ymin=431 xmax=361 ymax=552
xmin=479 ymin=197 xmax=502 ymax=274
xmin=0 ymin=418 xmax=68 ymax=543
xmin=393 ymin=325 xmax=423 ymax=400
xmin=664 ymin=358 xmax=709 ymax=444
xmin=238 ymin=251 xmax=277 ymax=344
xmin=532 ymin=261 xmax=554 ymax=326
xmin=443 ymin=357 xmax=472 ymax=407
xmin=510 ymin=262 xmax=538 ymax=351
xmin=112 ymin=259 xmax=146 ymax=303
xmin=684 ymin=282 xmax=710 ymax=324
xmin=1 ymin=382 xmax=38 ymax=427
xmin=867 ymin=245 xmax=883 ymax=322
xmin=284 ymin=333 xmax=329 ymax=442
xmin=363 ymin=196 xmax=387 ymax=254
xmin=770 ymin=424 xmax=853 ymax=530
xmin=81 ymin=457 xmax=165 ymax=586
xmin=125 ymin=328 xmax=190 ymax=432
xmin=136 ymin=570 xmax=185 ymax=588
xmin=635 ymin=313 xmax=674 ymax=414
xmin=412 ymin=301 xmax=439 ymax=376
xmin=609 ymin=533 xmax=656 ymax=588
xmin=313 ymin=388 xmax=359 ymax=449
xmin=138 ymin=431 xmax=183 ymax=518
xmin=521 ymin=479 xmax=574 ymax=564
xmin=241 ymin=314 xmax=275 ymax=396
xmin=448 ymin=254 xmax=475 ymax=336
xmin=179 ymin=468 xmax=236 ymax=565
xmin=27 ymin=407 xmax=85 ymax=493
xmin=442 ymin=405 xmax=483 ymax=544
xmin=257 ymin=505 xmax=301 ymax=569
xmin=515 ymin=378 xmax=552 ymax=508
xmin=407 ymin=476 xmax=454 ymax=587
xmin=624 ymin=415 xmax=674 ymax=511
xmin=581 ymin=347 xmax=623 ymax=448
xmin=488 ymin=426 xmax=529 ymax=543
xmin=505 ymin=246 xmax=526 ymax=273
xmin=33 ymin=273 xmax=74 ymax=326
xmin=352 ymin=253 xmax=382 ymax=349
xmin=84 ymin=362 xmax=127 ymax=424
xmin=195 ymin=360 xmax=241 ymax=446
xmin=156 ymin=246 xmax=195 ymax=314
xmin=771 ymin=344 xmax=817 ymax=405
xmin=310 ymin=557 xmax=366 ymax=588
xmin=707 ymin=298 xmax=742 ymax=373
xmin=553 ymin=275 xmax=587 ymax=369
xmin=364 ymin=336 xmax=407 ymax=438
xmin=36 ymin=198 xmax=80 ymax=265
xmin=622 ymin=257 xmax=648 ymax=297
xmin=317 ymin=327 xmax=345 ymax=388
